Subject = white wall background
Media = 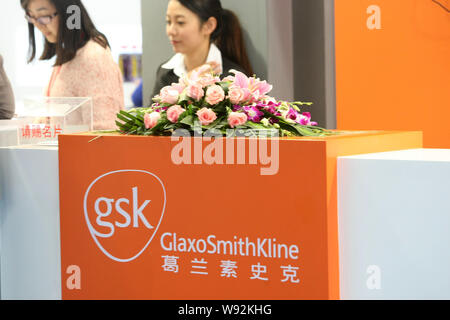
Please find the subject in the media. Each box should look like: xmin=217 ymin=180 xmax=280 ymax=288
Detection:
xmin=0 ymin=0 xmax=142 ymax=108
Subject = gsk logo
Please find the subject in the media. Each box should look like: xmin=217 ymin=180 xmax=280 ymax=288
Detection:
xmin=83 ymin=170 xmax=166 ymax=263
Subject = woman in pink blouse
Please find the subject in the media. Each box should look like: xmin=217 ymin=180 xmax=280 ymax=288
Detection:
xmin=21 ymin=0 xmax=124 ymax=130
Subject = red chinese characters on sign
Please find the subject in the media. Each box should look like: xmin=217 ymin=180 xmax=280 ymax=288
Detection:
xmin=43 ymin=126 xmax=52 ymax=138
xmin=21 ymin=125 xmax=32 ymax=138
xmin=32 ymin=126 xmax=42 ymax=138
xmin=54 ymin=125 xmax=63 ymax=137
xmin=21 ymin=124 xmax=63 ymax=140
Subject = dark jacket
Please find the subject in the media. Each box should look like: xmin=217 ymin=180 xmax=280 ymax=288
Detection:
xmin=151 ymin=55 xmax=248 ymax=101
xmin=0 ymin=55 xmax=15 ymax=120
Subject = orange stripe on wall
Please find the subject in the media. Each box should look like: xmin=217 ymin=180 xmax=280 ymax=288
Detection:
xmin=335 ymin=0 xmax=450 ymax=148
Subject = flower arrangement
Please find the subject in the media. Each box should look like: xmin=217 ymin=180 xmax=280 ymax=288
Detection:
xmin=116 ymin=68 xmax=332 ymax=137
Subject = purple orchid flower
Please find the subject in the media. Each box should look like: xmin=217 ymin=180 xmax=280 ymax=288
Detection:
xmin=243 ymin=106 xmax=264 ymax=123
xmin=264 ymin=104 xmax=278 ymax=115
xmin=297 ymin=112 xmax=319 ymax=126
xmin=155 ymin=106 xmax=169 ymax=113
xmin=287 ymin=108 xmax=301 ymax=122
xmin=232 ymin=105 xmax=243 ymax=112
xmin=269 ymin=118 xmax=280 ymax=125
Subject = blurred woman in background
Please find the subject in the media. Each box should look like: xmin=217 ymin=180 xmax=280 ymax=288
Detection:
xmin=21 ymin=0 xmax=124 ymax=130
xmin=152 ymin=0 xmax=254 ymax=98
xmin=0 ymin=55 xmax=15 ymax=120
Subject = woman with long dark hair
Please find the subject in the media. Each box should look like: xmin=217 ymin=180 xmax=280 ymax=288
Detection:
xmin=152 ymin=0 xmax=254 ymax=98
xmin=20 ymin=0 xmax=124 ymax=130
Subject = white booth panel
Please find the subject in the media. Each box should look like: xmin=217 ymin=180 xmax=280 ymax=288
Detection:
xmin=338 ymin=149 xmax=450 ymax=300
xmin=0 ymin=146 xmax=61 ymax=300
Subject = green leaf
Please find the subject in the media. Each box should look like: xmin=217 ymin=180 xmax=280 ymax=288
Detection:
xmin=201 ymin=116 xmax=226 ymax=130
xmin=116 ymin=113 xmax=134 ymax=124
xmin=180 ymin=115 xmax=194 ymax=126
xmin=218 ymin=81 xmax=230 ymax=93
xmin=119 ymin=110 xmax=138 ymax=121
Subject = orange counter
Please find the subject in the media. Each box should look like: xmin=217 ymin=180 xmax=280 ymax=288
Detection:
xmin=58 ymin=131 xmax=422 ymax=300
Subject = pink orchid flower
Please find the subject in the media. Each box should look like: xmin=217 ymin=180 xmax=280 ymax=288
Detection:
xmin=229 ymin=70 xmax=273 ymax=103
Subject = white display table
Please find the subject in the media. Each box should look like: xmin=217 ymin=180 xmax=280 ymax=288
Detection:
xmin=338 ymin=149 xmax=450 ymax=300
xmin=0 ymin=146 xmax=61 ymax=300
